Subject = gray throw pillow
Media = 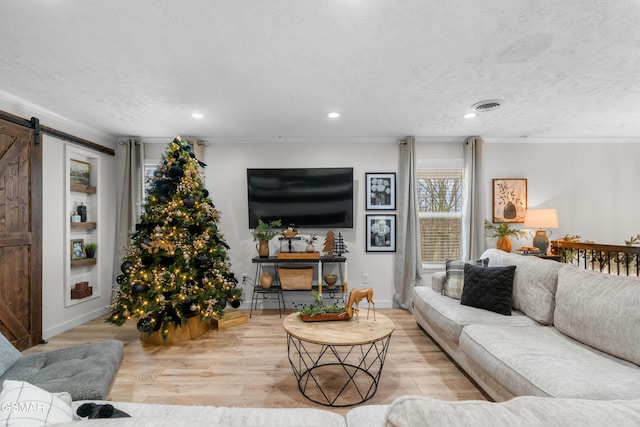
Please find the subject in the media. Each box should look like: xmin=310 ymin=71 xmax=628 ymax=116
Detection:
xmin=443 ymin=258 xmax=488 ymax=299
xmin=461 ymin=264 xmax=516 ymax=315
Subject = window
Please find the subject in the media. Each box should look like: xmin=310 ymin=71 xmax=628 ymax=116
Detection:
xmin=418 ymin=167 xmax=462 ymax=263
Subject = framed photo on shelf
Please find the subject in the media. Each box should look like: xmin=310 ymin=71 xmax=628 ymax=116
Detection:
xmin=366 ymin=214 xmax=396 ymax=252
xmin=365 ymin=172 xmax=396 ymax=210
xmin=70 ymin=159 xmax=91 ymax=186
xmin=492 ymin=178 xmax=527 ymax=223
xmin=71 ymin=239 xmax=86 ymax=260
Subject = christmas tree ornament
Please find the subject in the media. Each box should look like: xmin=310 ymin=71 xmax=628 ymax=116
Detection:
xmin=183 ymin=196 xmax=195 ymax=208
xmin=137 ymin=317 xmax=153 ymax=333
xmin=132 ymin=283 xmax=149 ymax=296
xmin=231 ymin=299 xmax=241 ymax=309
xmin=116 ymin=275 xmax=127 ymax=285
xmin=168 ymin=165 xmax=183 ymax=179
xmin=120 ymin=261 xmax=132 ymax=274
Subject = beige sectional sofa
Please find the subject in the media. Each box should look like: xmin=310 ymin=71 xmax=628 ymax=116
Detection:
xmin=59 ymin=397 xmax=640 ymax=426
xmin=55 ymin=396 xmax=640 ymax=426
xmin=412 ymin=248 xmax=640 ymax=402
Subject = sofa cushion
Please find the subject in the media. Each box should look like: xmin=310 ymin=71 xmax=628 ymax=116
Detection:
xmin=345 ymin=404 xmax=388 ymax=427
xmin=461 ymin=265 xmax=515 ymax=315
xmin=443 ymin=258 xmax=488 ymax=299
xmin=412 ymin=287 xmax=537 ymax=344
xmin=554 ymin=266 xmax=640 ymax=366
xmin=0 ymin=335 xmax=23 ymax=377
xmin=482 ymin=248 xmax=563 ymax=325
xmin=71 ymin=401 xmax=347 ymax=427
xmin=460 ymin=324 xmax=640 ymax=400
xmin=383 ymin=395 xmax=640 ymax=427
xmin=0 ymin=380 xmax=75 ymax=426
xmin=0 ymin=340 xmax=124 ymax=401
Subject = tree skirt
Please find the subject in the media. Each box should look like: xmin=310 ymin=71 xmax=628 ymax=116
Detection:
xmin=140 ymin=317 xmax=209 ymax=345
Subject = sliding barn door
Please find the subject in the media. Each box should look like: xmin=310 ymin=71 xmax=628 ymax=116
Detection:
xmin=0 ymin=116 xmax=42 ymax=350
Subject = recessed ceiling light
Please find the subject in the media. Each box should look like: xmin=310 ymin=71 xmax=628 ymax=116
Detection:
xmin=327 ymin=112 xmax=340 ymax=119
xmin=464 ymin=112 xmax=477 ymax=119
xmin=191 ymin=112 xmax=204 ymax=119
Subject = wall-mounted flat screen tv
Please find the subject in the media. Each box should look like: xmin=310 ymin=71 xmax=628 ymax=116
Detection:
xmin=247 ymin=167 xmax=354 ymax=229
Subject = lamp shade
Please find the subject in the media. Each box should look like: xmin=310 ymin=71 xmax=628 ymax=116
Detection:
xmin=523 ymin=209 xmax=558 ymax=229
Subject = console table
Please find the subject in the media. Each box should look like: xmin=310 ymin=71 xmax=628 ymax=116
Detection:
xmin=250 ymin=256 xmax=347 ymax=318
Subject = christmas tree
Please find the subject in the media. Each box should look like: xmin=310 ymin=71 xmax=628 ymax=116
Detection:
xmin=108 ymin=137 xmax=242 ymax=339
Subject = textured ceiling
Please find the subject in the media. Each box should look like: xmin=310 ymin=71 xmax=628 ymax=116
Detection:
xmin=1 ymin=0 xmax=640 ymax=140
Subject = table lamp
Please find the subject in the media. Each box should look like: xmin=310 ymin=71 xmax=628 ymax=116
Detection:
xmin=523 ymin=209 xmax=559 ymax=255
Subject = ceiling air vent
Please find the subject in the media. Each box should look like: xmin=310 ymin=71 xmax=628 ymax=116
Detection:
xmin=471 ymin=99 xmax=504 ymax=113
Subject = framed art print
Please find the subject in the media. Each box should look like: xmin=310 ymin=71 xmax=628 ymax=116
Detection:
xmin=366 ymin=172 xmax=396 ymax=210
xmin=492 ymin=178 xmax=527 ymax=223
xmin=70 ymin=159 xmax=91 ymax=186
xmin=366 ymin=214 xmax=396 ymax=252
xmin=71 ymin=239 xmax=86 ymax=260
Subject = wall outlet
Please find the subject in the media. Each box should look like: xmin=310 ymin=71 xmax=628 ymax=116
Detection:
xmin=362 ymin=273 xmax=368 ymax=284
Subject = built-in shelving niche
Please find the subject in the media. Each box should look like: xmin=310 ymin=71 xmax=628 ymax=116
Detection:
xmin=64 ymin=145 xmax=101 ymax=307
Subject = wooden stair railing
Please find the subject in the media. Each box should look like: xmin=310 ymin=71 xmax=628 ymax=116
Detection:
xmin=550 ymin=240 xmax=640 ymax=276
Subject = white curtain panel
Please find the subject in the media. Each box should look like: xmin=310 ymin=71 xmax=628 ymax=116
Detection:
xmin=461 ymin=136 xmax=487 ymax=260
xmin=393 ymin=136 xmax=423 ymax=310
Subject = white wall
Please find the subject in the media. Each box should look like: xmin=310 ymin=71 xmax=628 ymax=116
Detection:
xmin=483 ymin=140 xmax=640 ymax=248
xmin=204 ymin=140 xmax=400 ymax=308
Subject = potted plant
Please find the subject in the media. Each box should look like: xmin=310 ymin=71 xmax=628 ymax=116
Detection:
xmin=252 ymin=219 xmax=282 ymax=257
xmin=484 ymin=220 xmax=527 ymax=252
xmin=302 ymin=233 xmax=318 ymax=252
xmin=297 ymin=291 xmax=349 ymax=322
xmin=85 ymin=242 xmax=97 ymax=258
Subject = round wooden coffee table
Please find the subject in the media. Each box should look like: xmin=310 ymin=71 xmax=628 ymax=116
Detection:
xmin=282 ymin=312 xmax=394 ymax=407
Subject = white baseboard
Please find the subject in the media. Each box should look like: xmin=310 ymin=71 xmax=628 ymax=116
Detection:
xmin=43 ymin=307 xmax=109 ymax=340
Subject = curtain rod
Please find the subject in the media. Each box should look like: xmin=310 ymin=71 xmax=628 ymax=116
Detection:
xmin=118 ymin=138 xmax=208 ymax=145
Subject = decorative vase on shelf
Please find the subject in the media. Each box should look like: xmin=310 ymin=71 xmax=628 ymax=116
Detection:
xmin=306 ymin=243 xmax=315 ymax=253
xmin=77 ymin=202 xmax=87 ymax=222
xmin=496 ymin=236 xmax=512 ymax=252
xmin=260 ymin=271 xmax=273 ymax=289
xmin=324 ymin=274 xmax=337 ymax=289
xmin=257 ymin=241 xmax=270 ymax=258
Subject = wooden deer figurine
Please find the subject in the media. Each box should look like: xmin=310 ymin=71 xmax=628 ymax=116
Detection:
xmin=346 ymin=288 xmax=376 ymax=322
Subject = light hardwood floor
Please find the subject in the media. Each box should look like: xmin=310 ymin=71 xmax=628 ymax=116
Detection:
xmin=25 ymin=309 xmax=486 ymax=417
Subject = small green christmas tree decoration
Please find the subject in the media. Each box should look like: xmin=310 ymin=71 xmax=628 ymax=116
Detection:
xmin=108 ymin=137 xmax=242 ymax=339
